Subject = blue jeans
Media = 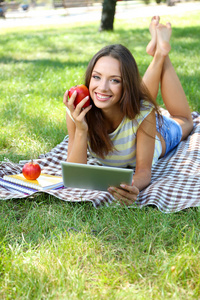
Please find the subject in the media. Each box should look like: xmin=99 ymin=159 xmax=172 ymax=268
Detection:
xmin=156 ymin=115 xmax=182 ymax=156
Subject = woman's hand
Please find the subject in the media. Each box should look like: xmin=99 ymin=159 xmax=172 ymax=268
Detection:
xmin=63 ymin=90 xmax=92 ymax=132
xmin=107 ymin=180 xmax=139 ymax=206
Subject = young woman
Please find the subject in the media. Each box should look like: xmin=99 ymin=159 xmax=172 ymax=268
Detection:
xmin=63 ymin=16 xmax=193 ymax=205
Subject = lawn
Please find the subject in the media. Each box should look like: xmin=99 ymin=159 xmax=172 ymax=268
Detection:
xmin=0 ymin=11 xmax=200 ymax=299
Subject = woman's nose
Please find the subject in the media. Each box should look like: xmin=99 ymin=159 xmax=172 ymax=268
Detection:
xmin=99 ymin=79 xmax=109 ymax=91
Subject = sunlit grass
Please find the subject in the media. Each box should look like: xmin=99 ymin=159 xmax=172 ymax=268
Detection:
xmin=0 ymin=198 xmax=200 ymax=299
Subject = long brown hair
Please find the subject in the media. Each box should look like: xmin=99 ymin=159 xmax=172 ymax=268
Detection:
xmin=84 ymin=44 xmax=160 ymax=158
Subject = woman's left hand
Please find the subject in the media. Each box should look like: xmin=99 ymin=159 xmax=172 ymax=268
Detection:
xmin=107 ymin=180 xmax=139 ymax=206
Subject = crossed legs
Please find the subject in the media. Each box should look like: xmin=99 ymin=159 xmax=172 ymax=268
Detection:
xmin=143 ymin=16 xmax=193 ymax=141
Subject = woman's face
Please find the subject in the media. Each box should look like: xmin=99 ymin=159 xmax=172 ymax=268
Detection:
xmin=89 ymin=56 xmax=123 ymax=112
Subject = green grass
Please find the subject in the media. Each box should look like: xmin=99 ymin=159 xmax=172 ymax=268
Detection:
xmin=0 ymin=11 xmax=200 ymax=299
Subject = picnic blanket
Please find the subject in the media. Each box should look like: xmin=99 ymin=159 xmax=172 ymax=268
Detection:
xmin=0 ymin=111 xmax=200 ymax=213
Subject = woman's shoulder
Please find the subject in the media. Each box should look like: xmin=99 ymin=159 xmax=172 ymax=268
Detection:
xmin=134 ymin=100 xmax=154 ymax=121
xmin=140 ymin=99 xmax=154 ymax=112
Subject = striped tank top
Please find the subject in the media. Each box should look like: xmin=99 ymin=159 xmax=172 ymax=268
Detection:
xmin=88 ymin=100 xmax=162 ymax=168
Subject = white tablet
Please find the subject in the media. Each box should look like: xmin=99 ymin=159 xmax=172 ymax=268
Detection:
xmin=61 ymin=161 xmax=133 ymax=191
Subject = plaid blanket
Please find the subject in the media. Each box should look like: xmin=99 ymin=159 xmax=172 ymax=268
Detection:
xmin=0 ymin=111 xmax=200 ymax=213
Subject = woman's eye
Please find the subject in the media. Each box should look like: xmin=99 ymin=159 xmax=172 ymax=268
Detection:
xmin=111 ymin=79 xmax=121 ymax=84
xmin=92 ymin=75 xmax=100 ymax=80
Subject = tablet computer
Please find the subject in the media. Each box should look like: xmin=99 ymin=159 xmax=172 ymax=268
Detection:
xmin=61 ymin=161 xmax=133 ymax=191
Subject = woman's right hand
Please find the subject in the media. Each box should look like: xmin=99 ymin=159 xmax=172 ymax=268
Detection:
xmin=63 ymin=90 xmax=92 ymax=132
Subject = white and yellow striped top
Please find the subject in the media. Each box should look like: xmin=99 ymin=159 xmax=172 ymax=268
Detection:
xmin=88 ymin=100 xmax=162 ymax=168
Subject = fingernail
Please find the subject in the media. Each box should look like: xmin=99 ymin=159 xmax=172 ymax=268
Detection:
xmin=120 ymin=184 xmax=126 ymax=188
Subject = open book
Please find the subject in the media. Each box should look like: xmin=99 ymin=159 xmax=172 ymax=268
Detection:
xmin=3 ymin=173 xmax=64 ymax=191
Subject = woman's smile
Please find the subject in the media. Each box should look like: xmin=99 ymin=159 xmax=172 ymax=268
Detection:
xmin=95 ymin=92 xmax=112 ymax=101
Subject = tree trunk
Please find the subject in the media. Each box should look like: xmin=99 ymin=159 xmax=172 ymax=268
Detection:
xmin=99 ymin=0 xmax=117 ymax=32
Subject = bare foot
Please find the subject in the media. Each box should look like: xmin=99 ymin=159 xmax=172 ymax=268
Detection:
xmin=156 ymin=22 xmax=172 ymax=57
xmin=146 ymin=16 xmax=160 ymax=56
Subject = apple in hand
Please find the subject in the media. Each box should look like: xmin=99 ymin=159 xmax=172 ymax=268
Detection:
xmin=22 ymin=160 xmax=41 ymax=180
xmin=68 ymin=84 xmax=90 ymax=108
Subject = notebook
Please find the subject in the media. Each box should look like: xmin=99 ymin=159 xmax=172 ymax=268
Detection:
xmin=61 ymin=161 xmax=133 ymax=191
xmin=0 ymin=178 xmax=38 ymax=195
xmin=3 ymin=173 xmax=64 ymax=191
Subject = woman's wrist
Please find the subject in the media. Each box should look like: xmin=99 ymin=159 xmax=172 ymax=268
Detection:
xmin=75 ymin=128 xmax=88 ymax=137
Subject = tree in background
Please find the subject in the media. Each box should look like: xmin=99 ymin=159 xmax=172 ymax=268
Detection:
xmin=99 ymin=0 xmax=117 ymax=31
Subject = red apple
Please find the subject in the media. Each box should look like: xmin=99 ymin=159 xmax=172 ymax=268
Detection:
xmin=22 ymin=160 xmax=41 ymax=180
xmin=68 ymin=84 xmax=90 ymax=108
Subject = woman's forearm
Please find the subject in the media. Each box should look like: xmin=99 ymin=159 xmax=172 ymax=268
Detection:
xmin=67 ymin=130 xmax=88 ymax=164
xmin=132 ymin=169 xmax=152 ymax=192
